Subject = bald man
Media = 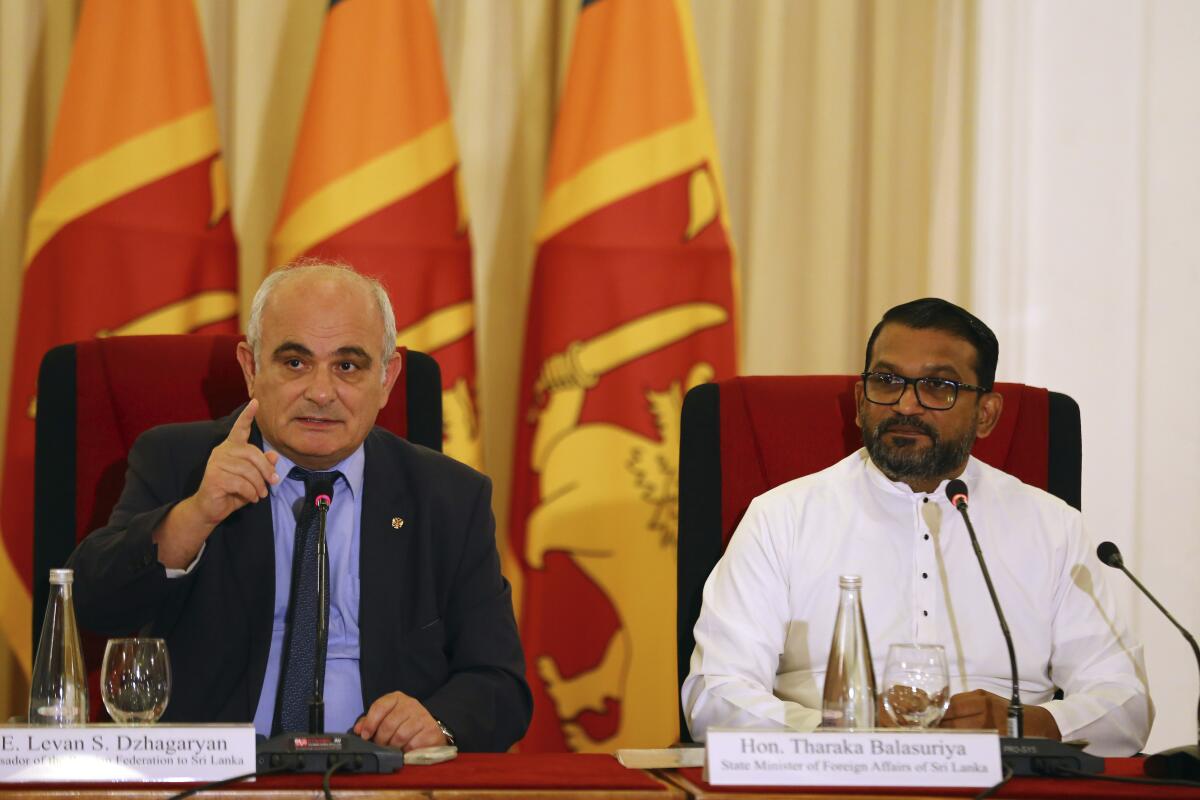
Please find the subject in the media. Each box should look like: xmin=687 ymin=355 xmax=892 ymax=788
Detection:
xmin=69 ymin=263 xmax=530 ymax=752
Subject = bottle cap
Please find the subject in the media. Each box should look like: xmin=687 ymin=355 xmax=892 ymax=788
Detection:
xmin=48 ymin=568 xmax=74 ymax=585
xmin=838 ymin=575 xmax=862 ymax=587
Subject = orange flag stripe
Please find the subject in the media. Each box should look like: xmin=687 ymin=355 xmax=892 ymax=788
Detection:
xmin=537 ymin=0 xmax=736 ymax=245
xmin=272 ymin=0 xmax=453 ymax=231
xmin=3 ymin=0 xmax=237 ymax=674
xmin=269 ymin=0 xmax=481 ymax=479
xmin=511 ymin=0 xmax=739 ymax=752
xmin=542 ymin=0 xmax=694 ymax=195
xmin=38 ymin=0 xmax=214 ymax=196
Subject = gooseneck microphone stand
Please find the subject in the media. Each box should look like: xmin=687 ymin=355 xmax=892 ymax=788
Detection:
xmin=257 ymin=483 xmax=405 ymax=775
xmin=1097 ymin=541 xmax=1200 ymax=780
xmin=946 ymin=480 xmax=1022 ymax=738
xmin=945 ymin=480 xmax=1102 ymax=777
xmin=310 ymin=490 xmax=332 ymax=734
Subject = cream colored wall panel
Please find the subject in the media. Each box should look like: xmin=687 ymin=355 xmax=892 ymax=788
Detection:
xmin=1137 ymin=0 xmax=1200 ymax=758
xmin=973 ymin=0 xmax=1200 ymax=754
xmin=227 ymin=0 xmax=323 ymax=321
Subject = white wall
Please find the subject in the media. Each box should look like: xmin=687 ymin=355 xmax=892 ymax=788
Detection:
xmin=973 ymin=0 xmax=1200 ymax=754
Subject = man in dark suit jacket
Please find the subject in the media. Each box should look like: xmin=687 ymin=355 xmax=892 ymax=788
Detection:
xmin=68 ymin=263 xmax=530 ymax=752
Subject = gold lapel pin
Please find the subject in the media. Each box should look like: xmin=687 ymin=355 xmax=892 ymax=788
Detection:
xmin=391 ymin=517 xmax=405 ymax=530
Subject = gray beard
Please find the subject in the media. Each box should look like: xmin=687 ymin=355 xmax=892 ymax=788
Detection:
xmin=862 ymin=415 xmax=975 ymax=485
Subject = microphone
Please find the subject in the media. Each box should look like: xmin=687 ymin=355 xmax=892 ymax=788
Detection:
xmin=942 ymin=480 xmax=1102 ymax=776
xmin=309 ymin=478 xmax=335 ymax=735
xmin=257 ymin=478 xmax=405 ymax=774
xmin=946 ymin=479 xmax=1023 ymax=738
xmin=1096 ymin=541 xmax=1200 ymax=780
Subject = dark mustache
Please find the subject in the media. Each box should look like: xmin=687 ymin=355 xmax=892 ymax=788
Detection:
xmin=874 ymin=415 xmax=938 ymax=441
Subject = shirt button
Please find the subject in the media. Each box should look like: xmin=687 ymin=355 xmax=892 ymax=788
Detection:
xmin=923 ymin=610 xmax=929 ymax=617
xmin=923 ymin=497 xmax=929 ymax=503
xmin=922 ymin=572 xmax=928 ymax=579
xmin=924 ymin=534 xmax=930 ymax=541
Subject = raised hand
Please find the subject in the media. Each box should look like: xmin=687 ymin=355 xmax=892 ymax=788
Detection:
xmin=153 ymin=400 xmax=280 ymax=570
xmin=189 ymin=399 xmax=280 ymax=526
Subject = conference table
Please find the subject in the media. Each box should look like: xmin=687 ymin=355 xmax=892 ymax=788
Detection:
xmin=0 ymin=753 xmax=1197 ymax=800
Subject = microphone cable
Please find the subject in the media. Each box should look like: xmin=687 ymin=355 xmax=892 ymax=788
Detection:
xmin=165 ymin=761 xmax=293 ymax=799
xmin=322 ymin=756 xmax=351 ymax=800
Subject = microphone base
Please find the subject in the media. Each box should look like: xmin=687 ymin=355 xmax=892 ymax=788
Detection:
xmin=1144 ymin=744 xmax=1200 ymax=781
xmin=1000 ymin=736 xmax=1104 ymax=777
xmin=257 ymin=732 xmax=405 ymax=774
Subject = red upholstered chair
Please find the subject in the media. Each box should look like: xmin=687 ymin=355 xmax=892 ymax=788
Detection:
xmin=31 ymin=334 xmax=442 ymax=718
xmin=675 ymin=375 xmax=1081 ymax=740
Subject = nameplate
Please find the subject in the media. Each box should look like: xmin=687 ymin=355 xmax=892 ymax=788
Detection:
xmin=704 ymin=728 xmax=1002 ymax=788
xmin=0 ymin=724 xmax=256 ymax=783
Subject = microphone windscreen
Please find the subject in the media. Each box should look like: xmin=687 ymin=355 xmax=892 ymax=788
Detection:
xmin=312 ymin=478 xmax=336 ymax=508
xmin=945 ymin=479 xmax=969 ymax=505
xmin=1096 ymin=541 xmax=1123 ymax=568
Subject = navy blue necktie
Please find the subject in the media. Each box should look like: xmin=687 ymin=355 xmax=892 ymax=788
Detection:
xmin=273 ymin=467 xmax=340 ymax=735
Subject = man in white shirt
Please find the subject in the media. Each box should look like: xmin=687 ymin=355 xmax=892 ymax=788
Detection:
xmin=682 ymin=298 xmax=1152 ymax=756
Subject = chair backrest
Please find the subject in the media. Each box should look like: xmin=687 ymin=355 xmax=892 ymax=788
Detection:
xmin=31 ymin=334 xmax=443 ymax=706
xmin=675 ymin=375 xmax=1081 ymax=740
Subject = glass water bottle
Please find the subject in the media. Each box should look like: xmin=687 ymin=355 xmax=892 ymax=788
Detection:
xmin=28 ymin=569 xmax=89 ymax=725
xmin=821 ymin=575 xmax=876 ymax=728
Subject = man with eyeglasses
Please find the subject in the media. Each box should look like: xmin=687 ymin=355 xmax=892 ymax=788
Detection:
xmin=682 ymin=298 xmax=1151 ymax=756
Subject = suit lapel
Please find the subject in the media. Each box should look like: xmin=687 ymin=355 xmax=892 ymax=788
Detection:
xmin=219 ymin=411 xmax=276 ymax=716
xmin=358 ymin=430 xmax=413 ymax=704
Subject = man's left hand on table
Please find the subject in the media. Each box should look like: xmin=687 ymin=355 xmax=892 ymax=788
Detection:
xmin=939 ymin=688 xmax=1061 ymax=739
xmin=353 ymin=691 xmax=449 ymax=751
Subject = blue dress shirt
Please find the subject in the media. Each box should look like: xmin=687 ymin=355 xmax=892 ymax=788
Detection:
xmin=252 ymin=443 xmax=365 ymax=736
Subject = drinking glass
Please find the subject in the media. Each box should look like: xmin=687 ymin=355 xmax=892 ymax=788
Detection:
xmin=881 ymin=643 xmax=950 ymax=728
xmin=101 ymin=638 xmax=171 ymax=724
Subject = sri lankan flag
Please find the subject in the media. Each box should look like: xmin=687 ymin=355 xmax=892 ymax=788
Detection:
xmin=270 ymin=0 xmax=480 ymax=470
xmin=0 ymin=0 xmax=238 ymax=669
xmin=510 ymin=0 xmax=738 ymax=751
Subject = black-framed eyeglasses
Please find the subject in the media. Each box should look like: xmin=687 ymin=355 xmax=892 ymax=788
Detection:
xmin=860 ymin=371 xmax=990 ymax=411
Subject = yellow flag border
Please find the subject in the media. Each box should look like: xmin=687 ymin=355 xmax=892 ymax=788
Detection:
xmin=271 ymin=120 xmax=459 ymax=267
xmin=673 ymin=0 xmax=742 ymax=361
xmin=533 ymin=0 xmax=742 ymax=350
xmin=100 ymin=290 xmax=240 ymax=337
xmin=0 ymin=536 xmax=31 ymax=674
xmin=535 ymin=119 xmax=707 ymax=243
xmin=395 ymin=301 xmax=474 ymax=354
xmin=24 ymin=107 xmax=220 ymax=266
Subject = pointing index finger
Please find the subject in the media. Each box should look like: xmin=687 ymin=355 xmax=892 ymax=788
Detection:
xmin=231 ymin=398 xmax=258 ymax=442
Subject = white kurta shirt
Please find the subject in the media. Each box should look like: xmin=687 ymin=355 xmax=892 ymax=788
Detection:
xmin=682 ymin=449 xmax=1152 ymax=756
